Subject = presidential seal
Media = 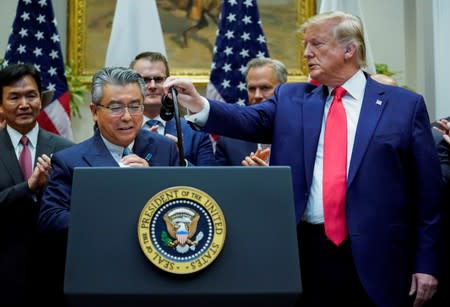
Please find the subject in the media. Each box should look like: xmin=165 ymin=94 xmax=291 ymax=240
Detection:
xmin=137 ymin=186 xmax=226 ymax=274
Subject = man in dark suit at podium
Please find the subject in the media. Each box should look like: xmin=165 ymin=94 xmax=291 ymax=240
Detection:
xmin=215 ymin=57 xmax=287 ymax=166
xmin=38 ymin=67 xmax=179 ymax=303
xmin=39 ymin=66 xmax=179 ymax=233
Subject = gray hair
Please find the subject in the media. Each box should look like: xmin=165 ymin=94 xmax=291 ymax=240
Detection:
xmin=244 ymin=57 xmax=288 ymax=83
xmin=91 ymin=67 xmax=146 ymax=105
xmin=300 ymin=11 xmax=367 ymax=68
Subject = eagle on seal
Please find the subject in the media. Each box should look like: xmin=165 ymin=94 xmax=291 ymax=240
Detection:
xmin=163 ymin=207 xmax=201 ymax=250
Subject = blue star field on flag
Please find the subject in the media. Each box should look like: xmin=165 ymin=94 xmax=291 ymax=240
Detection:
xmin=207 ymin=0 xmax=270 ymax=105
xmin=3 ymin=0 xmax=72 ymax=139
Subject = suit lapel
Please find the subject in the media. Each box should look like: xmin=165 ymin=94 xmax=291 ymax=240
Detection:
xmin=347 ymin=79 xmax=388 ymax=187
xmin=82 ymin=133 xmax=119 ymax=166
xmin=35 ymin=129 xmax=53 ymax=163
xmin=0 ymin=129 xmax=23 ymax=182
xmin=133 ymin=130 xmax=156 ymax=165
xmin=303 ymin=86 xmax=328 ymax=188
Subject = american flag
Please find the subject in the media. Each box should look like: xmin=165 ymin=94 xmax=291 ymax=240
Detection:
xmin=3 ymin=0 xmax=73 ymax=140
xmin=206 ymin=0 xmax=269 ymax=106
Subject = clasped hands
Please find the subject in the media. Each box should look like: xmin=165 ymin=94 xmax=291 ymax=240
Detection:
xmin=241 ymin=148 xmax=270 ymax=166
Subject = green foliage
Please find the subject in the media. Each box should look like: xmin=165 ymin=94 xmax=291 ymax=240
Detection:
xmin=375 ymin=63 xmax=414 ymax=92
xmin=65 ymin=63 xmax=89 ymax=118
xmin=375 ymin=63 xmax=395 ymax=76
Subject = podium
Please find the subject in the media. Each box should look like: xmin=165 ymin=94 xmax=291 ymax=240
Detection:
xmin=65 ymin=167 xmax=302 ymax=307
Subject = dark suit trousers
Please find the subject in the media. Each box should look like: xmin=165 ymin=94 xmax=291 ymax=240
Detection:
xmin=297 ymin=222 xmax=374 ymax=307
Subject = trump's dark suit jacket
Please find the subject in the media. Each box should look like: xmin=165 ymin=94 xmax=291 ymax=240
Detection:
xmin=0 ymin=127 xmax=73 ymax=306
xmin=201 ymin=76 xmax=442 ymax=307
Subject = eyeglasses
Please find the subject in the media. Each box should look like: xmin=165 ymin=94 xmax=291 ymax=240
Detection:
xmin=143 ymin=76 xmax=166 ymax=85
xmin=96 ymin=102 xmax=144 ymax=116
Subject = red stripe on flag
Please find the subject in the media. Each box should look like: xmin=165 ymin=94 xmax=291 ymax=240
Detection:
xmin=59 ymin=91 xmax=71 ymax=118
xmin=37 ymin=111 xmax=59 ymax=135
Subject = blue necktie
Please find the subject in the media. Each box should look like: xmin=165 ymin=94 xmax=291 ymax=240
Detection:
xmin=122 ymin=147 xmax=131 ymax=157
xmin=146 ymin=119 xmax=160 ymax=127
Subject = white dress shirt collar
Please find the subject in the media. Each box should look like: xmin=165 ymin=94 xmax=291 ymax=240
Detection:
xmin=7 ymin=123 xmax=39 ymax=149
xmin=100 ymin=135 xmax=134 ymax=164
xmin=326 ymin=70 xmax=367 ymax=101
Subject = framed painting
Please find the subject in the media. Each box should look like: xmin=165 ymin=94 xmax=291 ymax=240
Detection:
xmin=68 ymin=0 xmax=316 ymax=85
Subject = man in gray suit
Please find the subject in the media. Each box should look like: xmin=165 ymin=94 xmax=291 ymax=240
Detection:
xmin=0 ymin=63 xmax=74 ymax=306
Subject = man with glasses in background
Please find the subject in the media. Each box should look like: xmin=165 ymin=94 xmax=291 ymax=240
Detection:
xmin=130 ymin=52 xmax=216 ymax=166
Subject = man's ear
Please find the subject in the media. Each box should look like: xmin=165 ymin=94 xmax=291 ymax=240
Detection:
xmin=344 ymin=44 xmax=356 ymax=59
xmin=89 ymin=103 xmax=98 ymax=120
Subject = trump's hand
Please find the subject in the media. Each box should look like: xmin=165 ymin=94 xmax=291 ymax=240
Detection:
xmin=163 ymin=76 xmax=205 ymax=113
xmin=409 ymin=273 xmax=438 ymax=307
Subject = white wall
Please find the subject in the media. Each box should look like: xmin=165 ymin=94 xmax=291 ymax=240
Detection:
xmin=364 ymin=0 xmax=449 ymax=121
xmin=0 ymin=0 xmax=67 ymax=60
xmin=433 ymin=0 xmax=450 ymax=120
xmin=0 ymin=0 xmax=19 ymax=55
xmin=361 ymin=0 xmax=406 ymax=83
xmin=415 ymin=0 xmax=436 ymax=119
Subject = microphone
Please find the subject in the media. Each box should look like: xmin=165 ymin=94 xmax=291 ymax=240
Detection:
xmin=160 ymin=88 xmax=176 ymax=121
xmin=160 ymin=87 xmax=186 ymax=166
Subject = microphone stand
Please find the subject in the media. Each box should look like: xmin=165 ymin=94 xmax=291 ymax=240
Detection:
xmin=170 ymin=87 xmax=186 ymax=166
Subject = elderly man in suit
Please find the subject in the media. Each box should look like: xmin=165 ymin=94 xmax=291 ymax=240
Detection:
xmin=214 ymin=57 xmax=287 ymax=166
xmin=0 ymin=63 xmax=74 ymax=306
xmin=163 ymin=11 xmax=442 ymax=307
xmin=39 ymin=67 xmax=179 ymax=234
xmin=130 ymin=51 xmax=216 ymax=166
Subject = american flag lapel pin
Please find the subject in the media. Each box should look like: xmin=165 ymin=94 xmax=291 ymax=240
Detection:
xmin=375 ymin=99 xmax=383 ymax=106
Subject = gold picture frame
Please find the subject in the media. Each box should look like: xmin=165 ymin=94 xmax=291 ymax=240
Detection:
xmin=68 ymin=0 xmax=316 ymax=85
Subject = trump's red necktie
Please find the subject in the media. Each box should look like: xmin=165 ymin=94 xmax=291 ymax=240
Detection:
xmin=19 ymin=135 xmax=32 ymax=180
xmin=323 ymin=86 xmax=348 ymax=246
